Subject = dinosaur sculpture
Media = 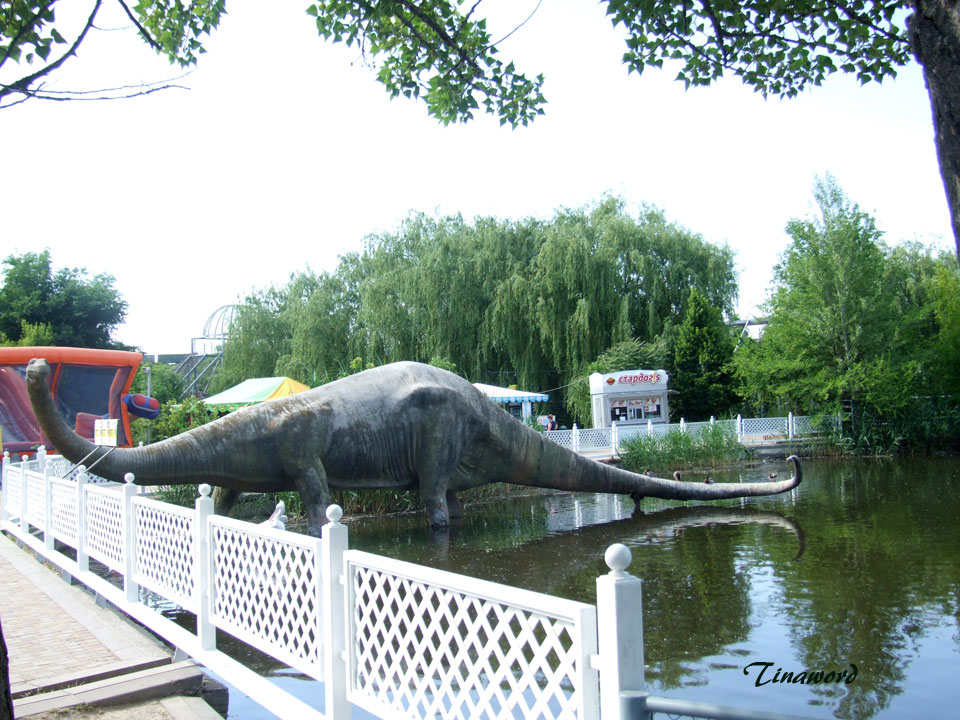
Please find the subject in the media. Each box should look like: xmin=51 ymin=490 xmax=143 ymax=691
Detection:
xmin=26 ymin=358 xmax=801 ymax=535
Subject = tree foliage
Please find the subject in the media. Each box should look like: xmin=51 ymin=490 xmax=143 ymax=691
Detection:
xmin=671 ymin=287 xmax=737 ymax=422
xmin=735 ymin=176 xmax=960 ymax=450
xmin=306 ymin=0 xmax=545 ymax=126
xmin=0 ymin=0 xmax=225 ymax=107
xmin=214 ymin=199 xmax=737 ymax=415
xmin=607 ymin=1 xmax=911 ymax=96
xmin=130 ymin=361 xmax=185 ymax=405
xmin=0 ymin=250 xmax=127 ymax=348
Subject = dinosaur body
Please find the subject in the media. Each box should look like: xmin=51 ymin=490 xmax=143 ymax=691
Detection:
xmin=26 ymin=359 xmax=801 ymax=534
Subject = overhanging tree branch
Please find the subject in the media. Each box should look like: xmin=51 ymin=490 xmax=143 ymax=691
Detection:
xmin=0 ymin=0 xmax=103 ymax=105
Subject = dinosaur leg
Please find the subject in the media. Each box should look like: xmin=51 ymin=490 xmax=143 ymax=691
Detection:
xmin=293 ymin=462 xmax=331 ymax=538
xmin=422 ymin=487 xmax=449 ymax=529
xmin=446 ymin=489 xmax=463 ymax=520
xmin=213 ymin=487 xmax=241 ymax=517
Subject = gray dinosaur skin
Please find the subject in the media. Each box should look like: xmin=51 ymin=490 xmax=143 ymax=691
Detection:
xmin=26 ymin=358 xmax=802 ymax=535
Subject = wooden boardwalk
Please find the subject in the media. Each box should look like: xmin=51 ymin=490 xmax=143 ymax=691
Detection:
xmin=0 ymin=533 xmax=219 ymax=718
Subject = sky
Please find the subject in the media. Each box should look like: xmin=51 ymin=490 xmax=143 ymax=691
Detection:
xmin=1 ymin=0 xmax=953 ymax=356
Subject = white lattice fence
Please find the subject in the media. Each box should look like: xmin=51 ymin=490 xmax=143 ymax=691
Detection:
xmin=20 ymin=454 xmax=110 ymax=483
xmin=739 ymin=416 xmax=789 ymax=439
xmin=793 ymin=415 xmax=826 ymax=436
xmin=545 ymin=430 xmax=574 ymax=447
xmin=682 ymin=421 xmax=712 ymax=438
xmin=346 ymin=550 xmax=599 ymax=720
xmin=617 ymin=425 xmax=648 ymax=445
xmin=84 ymin=485 xmax=126 ymax=572
xmin=24 ymin=467 xmax=46 ymax=530
xmin=576 ymin=428 xmax=611 ymax=451
xmin=2 ymin=461 xmax=23 ymax=520
xmin=210 ymin=516 xmax=324 ymax=679
xmin=50 ymin=477 xmax=80 ymax=545
xmin=133 ymin=497 xmax=197 ymax=610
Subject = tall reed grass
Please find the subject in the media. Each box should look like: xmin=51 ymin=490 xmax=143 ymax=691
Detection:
xmin=620 ymin=422 xmax=750 ymax=473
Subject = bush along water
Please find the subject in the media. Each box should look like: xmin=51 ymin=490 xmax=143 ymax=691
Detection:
xmin=620 ymin=422 xmax=751 ymax=474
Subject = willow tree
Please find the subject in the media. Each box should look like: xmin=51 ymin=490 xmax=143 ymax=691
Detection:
xmin=486 ymin=198 xmax=737 ymax=394
xmin=211 ymin=275 xmax=319 ymax=393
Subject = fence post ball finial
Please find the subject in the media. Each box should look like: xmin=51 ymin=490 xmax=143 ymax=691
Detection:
xmin=199 ymin=484 xmax=212 ymax=497
xmin=605 ymin=543 xmax=632 ymax=576
xmin=124 ymin=472 xmax=135 ymax=484
xmin=326 ymin=504 xmax=343 ymax=524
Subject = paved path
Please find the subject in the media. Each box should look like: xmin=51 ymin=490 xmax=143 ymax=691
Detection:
xmin=0 ymin=532 xmax=171 ymax=696
xmin=0 ymin=533 xmax=224 ymax=719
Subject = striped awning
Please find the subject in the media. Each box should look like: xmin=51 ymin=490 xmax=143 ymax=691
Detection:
xmin=473 ymin=382 xmax=548 ymax=404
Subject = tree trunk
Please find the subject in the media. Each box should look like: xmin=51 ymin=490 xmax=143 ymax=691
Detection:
xmin=909 ymin=1 xmax=960 ymax=269
xmin=0 ymin=618 xmax=13 ymax=720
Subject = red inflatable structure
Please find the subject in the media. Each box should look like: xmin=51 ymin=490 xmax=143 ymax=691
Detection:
xmin=0 ymin=347 xmax=143 ymax=456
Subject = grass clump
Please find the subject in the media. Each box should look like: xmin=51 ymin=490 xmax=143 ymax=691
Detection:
xmin=620 ymin=422 xmax=750 ymax=474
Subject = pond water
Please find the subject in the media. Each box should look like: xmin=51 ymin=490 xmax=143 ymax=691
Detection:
xmin=213 ymin=456 xmax=960 ymax=720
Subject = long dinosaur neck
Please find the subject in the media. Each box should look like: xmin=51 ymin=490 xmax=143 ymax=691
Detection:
xmin=25 ymin=364 xmax=257 ymax=486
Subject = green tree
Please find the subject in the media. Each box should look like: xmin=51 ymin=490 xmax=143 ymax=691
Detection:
xmin=737 ymin=177 xmax=898 ymax=414
xmin=671 ymin=287 xmax=737 ymax=422
xmin=130 ymin=361 xmax=184 ymax=405
xmin=4 ymin=2 xmax=957 ymax=266
xmin=0 ymin=251 xmax=127 ymax=348
xmin=736 ymin=176 xmax=958 ymax=449
xmin=214 ymin=200 xmax=736 ymax=415
xmin=0 ymin=319 xmax=53 ymax=346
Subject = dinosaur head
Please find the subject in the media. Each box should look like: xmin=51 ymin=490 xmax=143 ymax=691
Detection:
xmin=27 ymin=357 xmax=51 ymax=382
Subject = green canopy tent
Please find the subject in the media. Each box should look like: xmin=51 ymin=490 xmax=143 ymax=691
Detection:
xmin=203 ymin=377 xmax=309 ymax=413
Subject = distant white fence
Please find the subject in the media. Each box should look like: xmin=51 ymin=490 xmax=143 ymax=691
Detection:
xmin=547 ymin=414 xmax=836 ymax=456
xmin=1 ymin=451 xmax=813 ymax=720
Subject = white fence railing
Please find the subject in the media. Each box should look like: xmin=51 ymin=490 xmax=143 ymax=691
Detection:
xmin=1 ymin=451 xmax=813 ymax=720
xmin=546 ymin=414 xmax=835 ymax=456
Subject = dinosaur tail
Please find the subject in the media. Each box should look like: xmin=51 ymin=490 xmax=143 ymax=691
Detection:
xmin=494 ymin=418 xmax=801 ymax=500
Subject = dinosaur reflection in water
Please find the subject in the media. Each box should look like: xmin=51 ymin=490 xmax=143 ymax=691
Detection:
xmin=407 ymin=502 xmax=805 ymax=592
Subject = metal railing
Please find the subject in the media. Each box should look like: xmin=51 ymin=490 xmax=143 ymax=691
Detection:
xmin=546 ymin=414 xmax=835 ymax=457
xmin=1 ymin=451 xmax=814 ymax=720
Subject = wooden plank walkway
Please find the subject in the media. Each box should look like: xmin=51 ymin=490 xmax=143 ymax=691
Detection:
xmin=0 ymin=533 xmax=220 ymax=719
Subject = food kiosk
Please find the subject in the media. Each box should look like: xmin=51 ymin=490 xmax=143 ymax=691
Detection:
xmin=588 ymin=369 xmax=670 ymax=428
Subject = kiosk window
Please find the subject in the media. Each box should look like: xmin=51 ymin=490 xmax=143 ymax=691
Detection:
xmin=644 ymin=398 xmax=661 ymax=418
xmin=610 ymin=400 xmax=628 ymax=423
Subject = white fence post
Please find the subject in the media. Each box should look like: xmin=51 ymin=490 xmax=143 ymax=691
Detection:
xmin=37 ymin=445 xmax=46 ymax=472
xmin=195 ymin=484 xmax=216 ymax=651
xmin=710 ymin=416 xmax=715 ymax=425
xmin=322 ymin=505 xmax=349 ymax=720
xmin=611 ymin=421 xmax=619 ymax=455
xmin=122 ymin=473 xmax=140 ymax=603
xmin=573 ymin=424 xmax=580 ymax=453
xmin=646 ymin=419 xmax=652 ymax=436
xmin=788 ymin=412 xmax=795 ymax=439
xmin=680 ymin=418 xmax=686 ymax=433
xmin=1 ymin=451 xmax=9 ymax=525
xmin=43 ymin=461 xmax=54 ymax=551
xmin=19 ymin=455 xmax=28 ymax=534
xmin=737 ymin=414 xmax=743 ymax=442
xmin=596 ymin=544 xmax=646 ymax=720
xmin=76 ymin=467 xmax=89 ymax=573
